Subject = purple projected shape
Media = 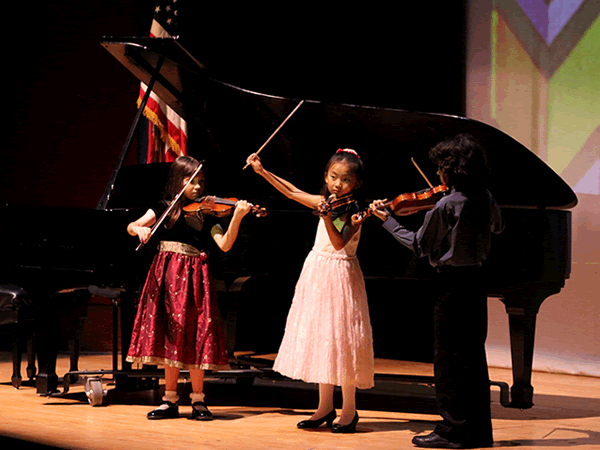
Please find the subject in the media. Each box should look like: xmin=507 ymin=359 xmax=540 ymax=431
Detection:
xmin=516 ymin=0 xmax=548 ymax=40
xmin=515 ymin=0 xmax=586 ymax=44
xmin=574 ymin=159 xmax=600 ymax=195
xmin=549 ymin=0 xmax=587 ymax=44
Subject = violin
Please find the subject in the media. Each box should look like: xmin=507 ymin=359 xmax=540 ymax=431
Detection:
xmin=183 ymin=196 xmax=267 ymax=218
xmin=316 ymin=193 xmax=355 ymax=217
xmin=353 ymin=184 xmax=449 ymax=220
xmin=387 ymin=184 xmax=449 ymax=215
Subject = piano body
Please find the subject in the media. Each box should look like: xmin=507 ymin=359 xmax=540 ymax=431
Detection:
xmin=0 ymin=36 xmax=576 ymax=409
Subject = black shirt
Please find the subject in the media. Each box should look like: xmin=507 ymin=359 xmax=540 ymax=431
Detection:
xmin=151 ymin=200 xmax=224 ymax=251
xmin=381 ymin=188 xmax=503 ymax=268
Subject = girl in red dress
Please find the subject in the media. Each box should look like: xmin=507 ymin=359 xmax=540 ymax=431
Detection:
xmin=126 ymin=156 xmax=251 ymax=421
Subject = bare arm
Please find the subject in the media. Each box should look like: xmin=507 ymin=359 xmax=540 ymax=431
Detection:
xmin=246 ymin=153 xmax=322 ymax=209
xmin=212 ymin=200 xmax=252 ymax=252
xmin=127 ymin=209 xmax=157 ymax=243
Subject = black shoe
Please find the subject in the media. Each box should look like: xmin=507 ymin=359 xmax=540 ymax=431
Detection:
xmin=331 ymin=412 xmax=359 ymax=434
xmin=412 ymin=432 xmax=466 ymax=449
xmin=297 ymin=409 xmax=336 ymax=429
xmin=192 ymin=401 xmax=214 ymax=421
xmin=413 ymin=432 xmax=493 ymax=449
xmin=147 ymin=401 xmax=179 ymax=420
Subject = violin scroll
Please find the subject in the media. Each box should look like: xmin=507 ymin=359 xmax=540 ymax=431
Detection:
xmin=351 ymin=208 xmax=374 ymax=222
xmin=248 ymin=203 xmax=267 ymax=217
xmin=316 ymin=193 xmax=355 ymax=217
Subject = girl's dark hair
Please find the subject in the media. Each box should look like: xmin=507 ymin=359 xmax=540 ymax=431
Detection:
xmin=320 ymin=148 xmax=365 ymax=196
xmin=163 ymin=155 xmax=202 ymax=228
xmin=429 ymin=134 xmax=490 ymax=191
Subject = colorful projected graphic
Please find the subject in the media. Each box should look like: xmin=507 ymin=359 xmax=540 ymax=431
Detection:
xmin=473 ymin=0 xmax=600 ymax=194
xmin=470 ymin=1 xmax=600 ymax=378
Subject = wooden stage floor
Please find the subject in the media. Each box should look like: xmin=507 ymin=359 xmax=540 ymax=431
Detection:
xmin=1 ymin=352 xmax=600 ymax=449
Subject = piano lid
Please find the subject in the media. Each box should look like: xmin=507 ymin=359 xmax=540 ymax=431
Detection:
xmin=100 ymin=36 xmax=577 ymax=211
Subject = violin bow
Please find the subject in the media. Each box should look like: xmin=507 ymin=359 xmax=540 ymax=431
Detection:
xmin=360 ymin=158 xmax=432 ymax=219
xmin=136 ymin=161 xmax=204 ymax=251
xmin=243 ymin=100 xmax=305 ymax=170
xmin=411 ymin=157 xmax=434 ymax=188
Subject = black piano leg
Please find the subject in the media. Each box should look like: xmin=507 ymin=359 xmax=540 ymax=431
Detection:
xmin=11 ymin=325 xmax=22 ymax=388
xmin=115 ymin=287 xmax=138 ymax=391
xmin=12 ymin=322 xmax=37 ymax=388
xmin=119 ymin=289 xmax=135 ymax=372
xmin=506 ymin=306 xmax=535 ymax=408
xmin=504 ymin=292 xmax=551 ymax=409
xmin=35 ymin=316 xmax=59 ymax=395
xmin=500 ymin=286 xmax=562 ymax=409
xmin=26 ymin=331 xmax=36 ymax=382
xmin=66 ymin=317 xmax=85 ymax=384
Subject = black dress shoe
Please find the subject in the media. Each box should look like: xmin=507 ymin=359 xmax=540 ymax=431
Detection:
xmin=297 ymin=409 xmax=336 ymax=428
xmin=331 ymin=412 xmax=359 ymax=434
xmin=147 ymin=401 xmax=179 ymax=420
xmin=412 ymin=432 xmax=465 ymax=448
xmin=191 ymin=401 xmax=214 ymax=421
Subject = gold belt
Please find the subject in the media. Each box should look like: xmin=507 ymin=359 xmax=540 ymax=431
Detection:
xmin=159 ymin=241 xmax=203 ymax=257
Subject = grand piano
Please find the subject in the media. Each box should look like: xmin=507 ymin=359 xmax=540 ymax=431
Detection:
xmin=1 ymin=35 xmax=576 ymax=409
xmin=98 ymin=36 xmax=576 ymax=409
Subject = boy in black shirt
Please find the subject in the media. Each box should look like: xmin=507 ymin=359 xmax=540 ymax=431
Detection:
xmin=366 ymin=134 xmax=503 ymax=449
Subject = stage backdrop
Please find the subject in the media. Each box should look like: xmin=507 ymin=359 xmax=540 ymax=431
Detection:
xmin=467 ymin=0 xmax=600 ymax=377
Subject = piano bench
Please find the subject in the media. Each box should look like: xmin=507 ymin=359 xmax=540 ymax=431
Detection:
xmin=0 ymin=284 xmax=36 ymax=388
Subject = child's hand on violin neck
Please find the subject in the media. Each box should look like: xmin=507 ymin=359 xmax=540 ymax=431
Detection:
xmin=369 ymin=200 xmax=390 ymax=221
xmin=316 ymin=197 xmax=333 ymax=217
xmin=246 ymin=153 xmax=264 ymax=173
xmin=233 ymin=200 xmax=252 ymax=218
xmin=132 ymin=225 xmax=152 ymax=243
xmin=350 ymin=199 xmax=390 ymax=223
xmin=351 ymin=212 xmax=366 ymax=225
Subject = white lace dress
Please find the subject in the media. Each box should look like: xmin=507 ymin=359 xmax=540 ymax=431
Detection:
xmin=272 ymin=218 xmax=375 ymax=389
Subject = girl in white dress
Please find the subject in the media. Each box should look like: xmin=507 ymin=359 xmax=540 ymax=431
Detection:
xmin=246 ymin=149 xmax=374 ymax=433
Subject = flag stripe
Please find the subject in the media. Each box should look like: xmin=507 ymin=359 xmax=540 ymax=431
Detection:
xmin=138 ymin=1 xmax=187 ymax=163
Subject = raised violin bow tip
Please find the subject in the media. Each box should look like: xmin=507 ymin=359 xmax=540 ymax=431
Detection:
xmin=242 ymin=100 xmax=305 ymax=171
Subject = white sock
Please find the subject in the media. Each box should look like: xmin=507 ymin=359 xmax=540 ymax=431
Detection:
xmin=190 ymin=392 xmax=206 ymax=404
xmin=162 ymin=390 xmax=179 ymax=404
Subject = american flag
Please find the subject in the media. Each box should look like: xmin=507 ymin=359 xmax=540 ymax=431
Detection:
xmin=138 ymin=0 xmax=188 ymax=163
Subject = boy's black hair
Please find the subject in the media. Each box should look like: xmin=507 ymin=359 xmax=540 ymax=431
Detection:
xmin=429 ymin=133 xmax=490 ymax=192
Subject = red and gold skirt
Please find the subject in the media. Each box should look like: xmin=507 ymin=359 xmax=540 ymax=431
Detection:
xmin=126 ymin=241 xmax=230 ymax=370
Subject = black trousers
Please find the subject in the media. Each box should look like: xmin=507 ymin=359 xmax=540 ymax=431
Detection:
xmin=433 ymin=266 xmax=493 ymax=445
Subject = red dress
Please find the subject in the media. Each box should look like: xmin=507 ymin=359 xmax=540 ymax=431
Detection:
xmin=126 ymin=204 xmax=230 ymax=370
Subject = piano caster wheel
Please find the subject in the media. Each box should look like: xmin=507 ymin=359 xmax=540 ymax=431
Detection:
xmin=85 ymin=377 xmax=106 ymax=406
